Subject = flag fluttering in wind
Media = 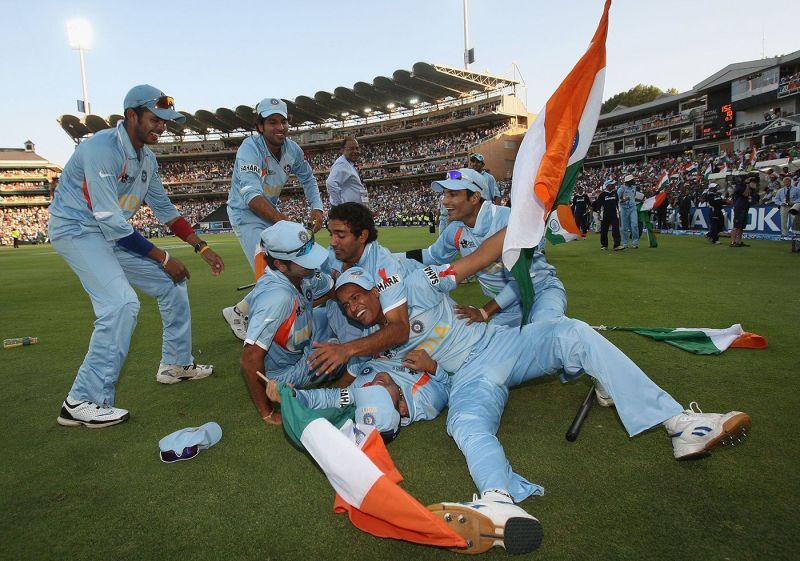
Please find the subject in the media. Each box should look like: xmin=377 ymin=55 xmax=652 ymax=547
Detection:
xmin=545 ymin=205 xmax=585 ymax=244
xmin=641 ymin=171 xmax=669 ymax=211
xmin=748 ymin=146 xmax=758 ymax=170
xmin=592 ymin=324 xmax=767 ymax=355
xmin=704 ymin=163 xmax=713 ymax=179
xmin=503 ymin=0 xmax=611 ymax=322
xmin=278 ymin=384 xmax=468 ymax=549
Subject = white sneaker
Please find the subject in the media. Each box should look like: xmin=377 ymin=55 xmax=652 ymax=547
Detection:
xmin=664 ymin=402 xmax=751 ymax=460
xmin=222 ymin=306 xmax=248 ymax=341
xmin=593 ymin=379 xmax=614 ymax=407
xmin=57 ymin=398 xmax=129 ymax=428
xmin=427 ymin=495 xmax=543 ymax=555
xmin=157 ymin=363 xmax=214 ymax=385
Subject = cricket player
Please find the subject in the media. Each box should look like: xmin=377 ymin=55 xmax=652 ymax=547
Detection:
xmin=407 ymin=168 xmax=558 ymax=327
xmin=239 ymin=221 xmax=335 ymax=424
xmin=49 ymin=85 xmax=225 ymax=428
xmin=223 ymin=97 xmax=324 ymax=340
xmin=467 ymin=153 xmax=501 ymax=203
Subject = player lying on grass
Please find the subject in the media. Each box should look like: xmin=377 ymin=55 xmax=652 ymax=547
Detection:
xmin=273 ymin=225 xmax=752 ymax=554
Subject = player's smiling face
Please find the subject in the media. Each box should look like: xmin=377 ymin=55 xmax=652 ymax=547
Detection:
xmin=337 ymin=283 xmax=382 ymax=326
xmin=442 ymin=188 xmax=481 ymax=225
xmin=258 ymin=114 xmax=288 ymax=150
xmin=128 ymin=109 xmax=166 ymax=148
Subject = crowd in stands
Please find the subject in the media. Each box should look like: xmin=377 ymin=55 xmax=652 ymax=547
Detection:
xmin=0 ymin=168 xmax=49 ymax=178
xmin=594 ymin=111 xmax=688 ymax=139
xmin=1 ymin=182 xmax=49 ymax=192
xmin=778 ymin=72 xmax=800 ymax=96
xmin=0 ymin=195 xmax=49 ymax=204
xmin=0 ymin=206 xmax=49 ymax=245
xmin=129 ymin=200 xmax=222 ymax=236
xmin=160 ymin=159 xmax=233 ymax=183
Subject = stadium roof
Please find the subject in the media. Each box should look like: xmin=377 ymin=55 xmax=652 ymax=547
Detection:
xmin=58 ymin=62 xmax=518 ymax=142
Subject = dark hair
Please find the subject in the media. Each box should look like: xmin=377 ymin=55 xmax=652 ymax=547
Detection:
xmin=341 ymin=137 xmax=357 ymax=149
xmin=328 ymin=202 xmax=378 ymax=243
xmin=265 ymin=253 xmax=293 ymax=271
xmin=123 ymin=106 xmax=148 ymax=126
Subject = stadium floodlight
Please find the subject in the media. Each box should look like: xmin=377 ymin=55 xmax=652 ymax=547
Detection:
xmin=409 ymin=98 xmax=419 ymax=105
xmin=386 ymin=103 xmax=396 ymax=110
xmin=364 ymin=107 xmax=372 ymax=113
xmin=66 ymin=18 xmax=93 ymax=114
xmin=340 ymin=111 xmax=350 ymax=117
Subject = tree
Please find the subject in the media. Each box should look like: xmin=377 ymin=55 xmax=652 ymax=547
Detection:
xmin=601 ymin=84 xmax=677 ymax=114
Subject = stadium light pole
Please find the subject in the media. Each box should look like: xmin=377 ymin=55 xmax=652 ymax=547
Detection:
xmin=463 ymin=0 xmax=471 ymax=69
xmin=67 ymin=19 xmax=93 ymax=114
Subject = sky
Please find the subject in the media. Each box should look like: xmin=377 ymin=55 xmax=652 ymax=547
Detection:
xmin=1 ymin=0 xmax=797 ymax=167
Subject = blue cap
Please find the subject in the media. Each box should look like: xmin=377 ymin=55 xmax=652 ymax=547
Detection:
xmin=256 ymin=97 xmax=288 ymax=119
xmin=123 ymin=84 xmax=186 ymax=123
xmin=158 ymin=422 xmax=222 ymax=463
xmin=352 ymin=385 xmax=401 ymax=441
xmin=469 ymin=153 xmax=485 ymax=163
xmin=260 ymin=221 xmax=328 ymax=270
xmin=334 ymin=266 xmax=374 ymax=292
xmin=431 ymin=168 xmax=489 ymax=200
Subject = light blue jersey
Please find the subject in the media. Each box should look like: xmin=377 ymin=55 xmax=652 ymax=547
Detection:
xmin=245 ymin=267 xmax=333 ymax=386
xmin=421 ymin=202 xmax=557 ymax=326
xmin=480 ymin=170 xmax=500 ymax=200
xmin=295 ymin=359 xmax=450 ymax=427
xmin=49 ymin=120 xmax=178 ymax=241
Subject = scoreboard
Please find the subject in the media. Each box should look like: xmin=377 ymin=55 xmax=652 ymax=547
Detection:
xmin=702 ymin=89 xmax=735 ymax=140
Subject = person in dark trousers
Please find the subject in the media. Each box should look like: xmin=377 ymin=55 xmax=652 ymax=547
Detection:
xmin=679 ymin=189 xmax=692 ymax=230
xmin=704 ymin=183 xmax=724 ymax=244
xmin=571 ymin=186 xmax=589 ymax=234
xmin=597 ymin=179 xmax=622 ymax=250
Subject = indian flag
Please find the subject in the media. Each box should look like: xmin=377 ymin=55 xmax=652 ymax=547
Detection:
xmin=719 ymin=162 xmax=729 ymax=174
xmin=545 ymin=205 xmax=585 ymax=244
xmin=641 ymin=171 xmax=669 ymax=211
xmin=704 ymin=163 xmax=713 ymax=179
xmin=682 ymin=162 xmax=698 ymax=174
xmin=278 ymin=384 xmax=467 ymax=548
xmin=748 ymin=146 xmax=757 ymax=170
xmin=503 ymin=0 xmax=611 ymax=322
xmin=593 ymin=324 xmax=767 ymax=355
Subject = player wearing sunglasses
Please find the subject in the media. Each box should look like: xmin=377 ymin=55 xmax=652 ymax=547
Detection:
xmin=49 ymin=85 xmax=225 ymax=429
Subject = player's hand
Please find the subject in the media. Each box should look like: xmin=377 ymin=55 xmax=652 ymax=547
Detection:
xmin=403 ymin=349 xmax=437 ymax=373
xmin=308 ymin=341 xmax=350 ymax=377
xmin=200 ymin=247 xmax=225 ymax=276
xmin=262 ymin=409 xmax=282 ymax=425
xmin=164 ymin=256 xmax=190 ymax=283
xmin=454 ymin=304 xmax=487 ymax=325
xmin=309 ymin=209 xmax=324 ymax=233
xmin=265 ymin=379 xmax=282 ymax=403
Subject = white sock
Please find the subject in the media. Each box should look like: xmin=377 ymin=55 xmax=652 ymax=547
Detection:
xmin=236 ymin=300 xmax=250 ymax=316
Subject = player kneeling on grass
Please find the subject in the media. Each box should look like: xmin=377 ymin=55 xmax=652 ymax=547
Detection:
xmin=239 ymin=221 xmax=341 ymax=424
xmin=316 ymin=228 xmax=751 ymax=555
xmin=50 ymin=85 xmax=224 ymax=429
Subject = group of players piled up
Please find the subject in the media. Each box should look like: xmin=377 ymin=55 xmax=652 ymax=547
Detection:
xmin=48 ymin=85 xmax=752 ymax=556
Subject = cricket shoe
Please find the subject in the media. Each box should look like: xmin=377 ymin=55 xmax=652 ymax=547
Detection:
xmin=664 ymin=402 xmax=751 ymax=460
xmin=222 ymin=306 xmax=248 ymax=341
xmin=592 ymin=379 xmax=614 ymax=407
xmin=157 ymin=363 xmax=214 ymax=385
xmin=427 ymin=495 xmax=543 ymax=555
xmin=57 ymin=398 xmax=129 ymax=428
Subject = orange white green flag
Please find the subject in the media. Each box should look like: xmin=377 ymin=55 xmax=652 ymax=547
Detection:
xmin=641 ymin=171 xmax=670 ymax=211
xmin=545 ymin=205 xmax=585 ymax=244
xmin=277 ymin=384 xmax=467 ymax=549
xmin=503 ymin=0 xmax=611 ymax=322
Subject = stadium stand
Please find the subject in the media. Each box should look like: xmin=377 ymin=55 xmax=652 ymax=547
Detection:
xmin=0 ymin=141 xmax=60 ymax=246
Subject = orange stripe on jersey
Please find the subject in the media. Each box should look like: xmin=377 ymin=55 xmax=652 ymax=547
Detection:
xmin=378 ymin=268 xmax=389 ymax=283
xmin=411 ymin=373 xmax=431 ymax=395
xmin=273 ymin=299 xmax=299 ymax=349
xmin=253 ymin=251 xmax=268 ymax=281
xmin=453 ymin=226 xmax=464 ymax=251
xmin=81 ymin=177 xmax=92 ymax=209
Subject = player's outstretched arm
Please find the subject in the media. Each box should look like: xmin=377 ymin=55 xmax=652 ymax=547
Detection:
xmin=165 ymin=216 xmax=224 ymax=276
xmin=240 ymin=344 xmax=281 ymax=425
xmin=449 ymin=227 xmax=506 ymax=283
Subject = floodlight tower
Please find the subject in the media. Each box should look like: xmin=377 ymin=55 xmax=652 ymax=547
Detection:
xmin=463 ymin=0 xmax=473 ymax=69
xmin=66 ymin=19 xmax=93 ymax=114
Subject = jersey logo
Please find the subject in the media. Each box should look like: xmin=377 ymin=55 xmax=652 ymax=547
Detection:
xmin=459 ymin=238 xmax=476 ymax=249
xmin=240 ymin=163 xmax=260 ymax=174
xmin=360 ymin=366 xmax=374 ymax=376
xmin=411 ymin=320 xmax=424 ymax=334
xmin=423 ymin=266 xmax=439 ymax=286
xmin=141 ymin=170 xmax=148 ymax=183
xmin=375 ymin=274 xmax=400 ymax=293
xmin=283 ymin=164 xmax=291 ymax=174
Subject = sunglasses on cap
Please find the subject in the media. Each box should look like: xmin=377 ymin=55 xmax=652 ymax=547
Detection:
xmin=445 ymin=170 xmax=482 ymax=191
xmin=160 ymin=445 xmax=199 ymax=463
xmin=140 ymin=95 xmax=176 ymax=110
xmin=269 ymin=231 xmax=316 ymax=258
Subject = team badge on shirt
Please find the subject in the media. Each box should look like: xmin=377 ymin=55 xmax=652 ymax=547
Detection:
xmin=411 ymin=320 xmax=424 ymax=334
xmin=141 ymin=170 xmax=148 ymax=183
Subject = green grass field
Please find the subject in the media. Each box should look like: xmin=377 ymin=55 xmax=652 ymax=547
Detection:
xmin=1 ymin=230 xmax=796 ymax=561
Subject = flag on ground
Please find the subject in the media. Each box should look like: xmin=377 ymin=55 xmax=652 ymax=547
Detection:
xmin=545 ymin=205 xmax=585 ymax=244
xmin=592 ymin=324 xmax=767 ymax=355
xmin=278 ymin=384 xmax=467 ymax=548
xmin=503 ymin=0 xmax=611 ymax=323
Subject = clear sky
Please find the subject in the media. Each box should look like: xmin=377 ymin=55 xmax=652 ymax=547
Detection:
xmin=1 ymin=0 xmax=796 ymax=166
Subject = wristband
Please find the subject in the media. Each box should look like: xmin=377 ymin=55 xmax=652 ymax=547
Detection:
xmin=199 ymin=245 xmax=211 ymax=255
xmin=161 ymin=252 xmax=170 ymax=267
xmin=478 ymin=307 xmax=489 ymax=321
xmin=169 ymin=216 xmax=194 ymax=241
xmin=194 ymin=240 xmax=208 ymax=253
xmin=116 ymin=231 xmax=155 ymax=257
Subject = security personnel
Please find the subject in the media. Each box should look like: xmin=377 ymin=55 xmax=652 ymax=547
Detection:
xmin=597 ymin=178 xmax=622 ymax=250
xmin=571 ymin=186 xmax=589 ymax=234
xmin=705 ymin=182 xmax=724 ymax=244
xmin=48 ymin=84 xmax=224 ymax=428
